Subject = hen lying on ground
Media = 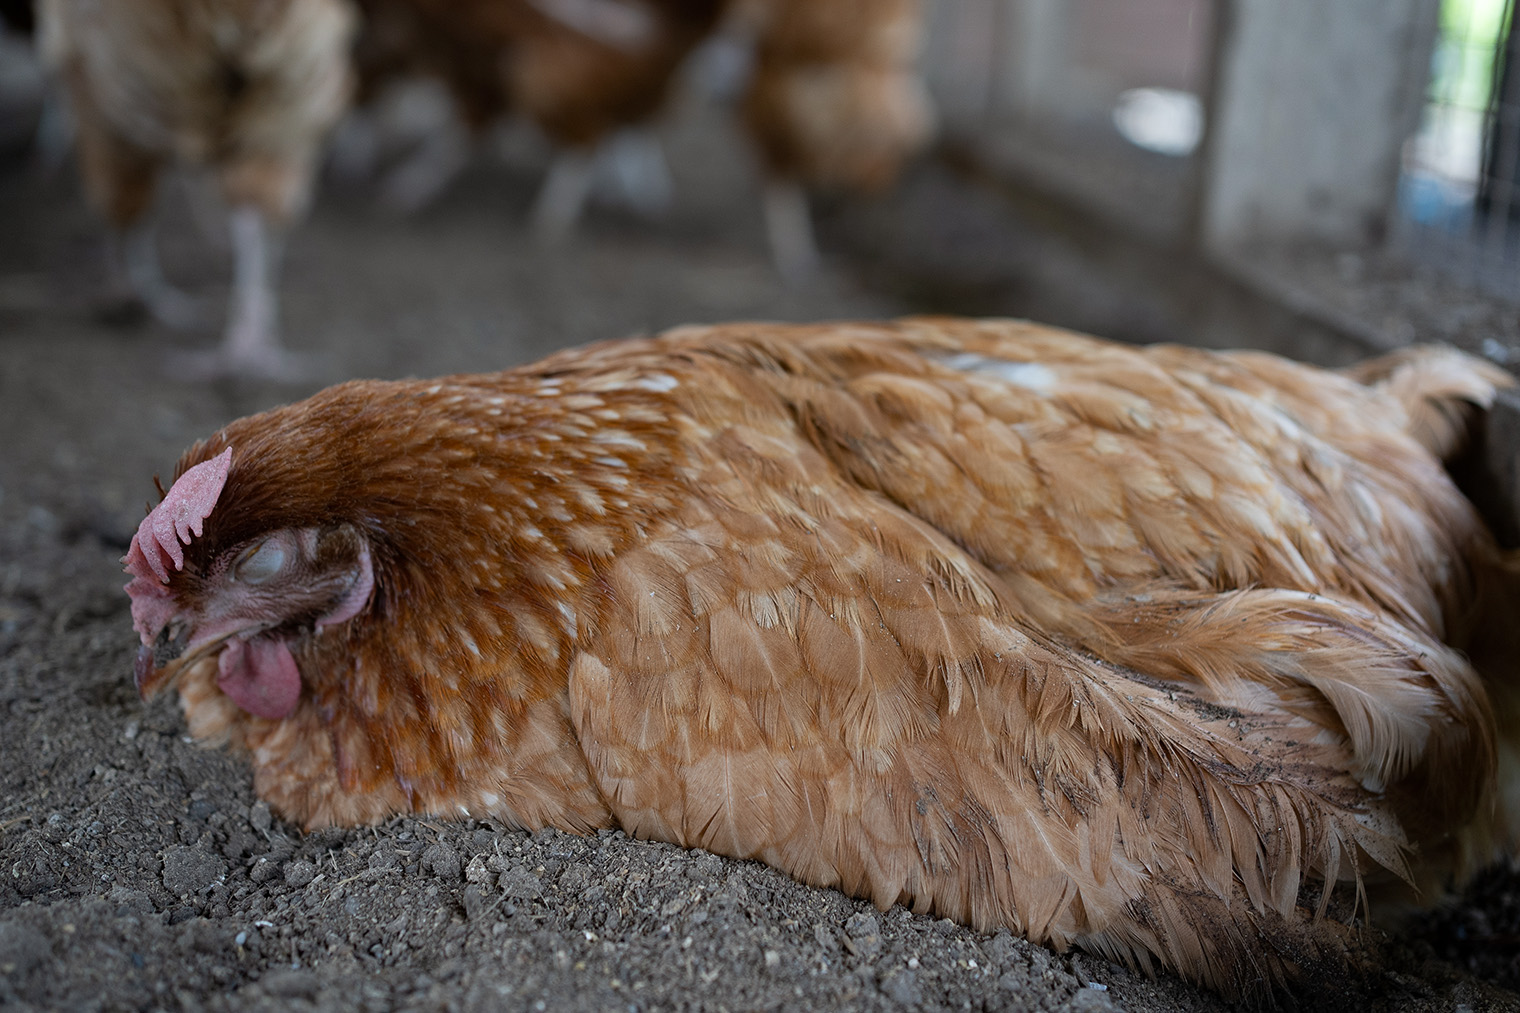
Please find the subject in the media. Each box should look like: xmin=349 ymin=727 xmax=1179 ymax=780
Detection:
xmin=124 ymin=318 xmax=1519 ymax=997
xmin=40 ymin=0 xmax=356 ymax=378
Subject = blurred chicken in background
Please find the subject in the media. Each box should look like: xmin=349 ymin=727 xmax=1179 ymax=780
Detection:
xmin=343 ymin=0 xmax=933 ymax=276
xmin=39 ymin=0 xmax=357 ymax=379
xmin=346 ymin=0 xmax=725 ymax=235
xmin=507 ymin=0 xmax=729 ymax=238
xmin=342 ymin=0 xmax=510 ymax=212
xmin=739 ymin=0 xmax=934 ymax=281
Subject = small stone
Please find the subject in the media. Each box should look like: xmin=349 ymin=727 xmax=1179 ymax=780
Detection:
xmin=161 ymin=845 xmax=227 ymax=896
xmin=986 ymin=930 xmax=1021 ymax=967
xmin=462 ymin=884 xmax=488 ymax=920
xmin=107 ymin=886 xmax=155 ymax=916
xmin=248 ymin=857 xmax=276 ymax=884
xmin=422 ymin=844 xmax=462 ymax=881
xmin=464 ymin=855 xmax=493 ymax=885
xmin=176 ymin=918 xmax=226 ymax=954
xmin=844 ymin=912 xmax=880 ymax=938
xmin=283 ymin=860 xmax=317 ymax=888
xmin=0 ymin=919 xmax=51 ymax=976
xmin=248 ymin=802 xmax=272 ymax=834
xmin=498 ymin=869 xmax=542 ymax=900
xmin=842 ymin=912 xmax=882 ymax=959
xmin=221 ymin=830 xmax=258 ymax=862
xmin=878 ymin=967 xmax=921 ymax=1006
xmin=259 ymin=968 xmax=319 ymax=999
xmin=1060 ymin=988 xmax=1120 ymax=1012
xmin=998 ymin=970 xmax=1026 ymax=993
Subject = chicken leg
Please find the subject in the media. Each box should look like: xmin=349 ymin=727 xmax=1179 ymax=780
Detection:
xmin=170 ymin=206 xmax=312 ymax=381
xmin=110 ymin=221 xmax=205 ymax=330
xmin=530 ymin=148 xmax=596 ymax=244
xmin=762 ymin=177 xmax=820 ymax=285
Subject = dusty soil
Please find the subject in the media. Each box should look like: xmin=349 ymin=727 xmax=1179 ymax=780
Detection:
xmin=3 ymin=100 xmax=1520 ymax=1013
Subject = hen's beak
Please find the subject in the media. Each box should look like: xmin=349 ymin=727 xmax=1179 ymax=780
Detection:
xmin=134 ymin=623 xmax=191 ymax=698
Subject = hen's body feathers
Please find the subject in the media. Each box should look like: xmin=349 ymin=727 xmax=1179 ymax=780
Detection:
xmin=127 ymin=319 xmax=1517 ymax=997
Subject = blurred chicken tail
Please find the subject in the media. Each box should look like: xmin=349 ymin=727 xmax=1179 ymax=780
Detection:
xmin=1345 ymin=345 xmax=1514 ymax=460
xmin=1351 ymin=348 xmax=1520 ymax=862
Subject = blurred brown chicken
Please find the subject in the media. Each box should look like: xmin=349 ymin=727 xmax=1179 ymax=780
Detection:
xmin=739 ymin=0 xmax=935 ymax=279
xmin=347 ymin=0 xmax=933 ymax=266
xmin=350 ymin=0 xmax=725 ymax=230
xmin=40 ymin=0 xmax=356 ymax=377
xmin=124 ymin=319 xmax=1519 ymax=997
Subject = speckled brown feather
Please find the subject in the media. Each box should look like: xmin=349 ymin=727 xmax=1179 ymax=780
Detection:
xmin=136 ymin=318 xmax=1516 ymax=998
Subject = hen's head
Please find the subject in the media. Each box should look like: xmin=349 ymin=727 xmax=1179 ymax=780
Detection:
xmin=118 ymin=378 xmax=626 ymax=831
xmin=124 ymin=446 xmax=374 ymax=722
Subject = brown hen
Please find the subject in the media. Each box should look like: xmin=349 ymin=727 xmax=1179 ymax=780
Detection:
xmin=125 ymin=319 xmax=1518 ymax=997
xmin=349 ymin=0 xmax=726 ymax=230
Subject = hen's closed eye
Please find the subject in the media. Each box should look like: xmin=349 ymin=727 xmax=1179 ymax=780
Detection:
xmin=234 ymin=540 xmax=287 ymax=585
xmin=123 ymin=317 xmax=1520 ymax=1000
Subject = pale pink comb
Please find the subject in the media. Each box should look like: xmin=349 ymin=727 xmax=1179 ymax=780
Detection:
xmin=123 ymin=447 xmax=232 ymax=644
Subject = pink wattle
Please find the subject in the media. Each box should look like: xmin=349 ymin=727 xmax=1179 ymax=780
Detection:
xmin=125 ymin=576 xmax=177 ymax=647
xmin=216 ymin=637 xmax=302 ymax=720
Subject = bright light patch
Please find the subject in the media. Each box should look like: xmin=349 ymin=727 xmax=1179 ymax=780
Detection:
xmin=1113 ymin=88 xmax=1203 ymax=157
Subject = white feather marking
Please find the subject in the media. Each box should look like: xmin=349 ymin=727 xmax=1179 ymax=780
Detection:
xmin=557 ymin=601 xmax=580 ymax=639
xmin=630 ymin=373 xmax=679 ymax=392
xmin=943 ymin=353 xmax=1057 ymax=392
xmin=593 ymin=431 xmax=648 ymax=451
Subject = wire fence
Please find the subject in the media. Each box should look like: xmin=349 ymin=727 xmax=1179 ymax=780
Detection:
xmin=921 ymin=0 xmax=1519 ymax=301
xmin=1398 ymin=0 xmax=1520 ymax=298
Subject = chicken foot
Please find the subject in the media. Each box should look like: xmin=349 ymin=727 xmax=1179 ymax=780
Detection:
xmin=378 ymin=113 xmax=473 ymax=213
xmin=762 ymin=177 xmax=819 ymax=285
xmin=598 ymin=128 xmax=673 ymax=219
xmin=170 ymin=206 xmax=313 ymax=381
xmin=108 ymin=221 xmax=206 ymax=331
xmin=530 ymin=148 xmax=596 ymax=244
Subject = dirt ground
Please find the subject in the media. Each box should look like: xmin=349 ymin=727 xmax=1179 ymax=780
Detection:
xmin=4 ymin=96 xmax=1520 ymax=1013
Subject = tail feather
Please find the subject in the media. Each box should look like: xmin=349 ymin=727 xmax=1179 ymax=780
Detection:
xmin=1345 ymin=346 xmax=1513 ymax=460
